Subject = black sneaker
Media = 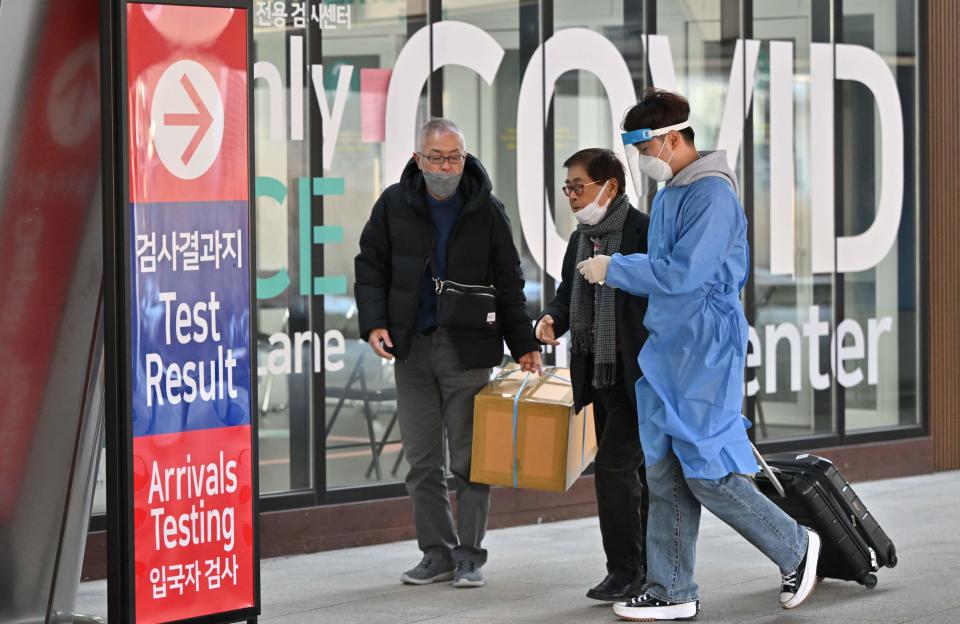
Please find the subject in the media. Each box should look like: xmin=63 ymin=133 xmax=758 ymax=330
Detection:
xmin=452 ymin=559 xmax=484 ymax=588
xmin=780 ymin=528 xmax=821 ymax=609
xmin=613 ymin=594 xmax=700 ymax=621
xmin=400 ymin=554 xmax=454 ymax=585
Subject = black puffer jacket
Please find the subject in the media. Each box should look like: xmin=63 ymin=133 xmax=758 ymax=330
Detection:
xmin=355 ymin=155 xmax=539 ymax=368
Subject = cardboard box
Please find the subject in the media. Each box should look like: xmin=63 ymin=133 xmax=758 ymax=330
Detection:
xmin=471 ymin=366 xmax=597 ymax=492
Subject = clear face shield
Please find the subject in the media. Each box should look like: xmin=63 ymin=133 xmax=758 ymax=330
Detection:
xmin=621 ymin=121 xmax=692 ymax=198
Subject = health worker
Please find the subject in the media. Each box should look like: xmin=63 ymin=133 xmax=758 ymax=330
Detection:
xmin=576 ymin=88 xmax=822 ymax=622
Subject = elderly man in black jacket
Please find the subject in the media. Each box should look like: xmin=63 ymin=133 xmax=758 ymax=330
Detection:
xmin=355 ymin=118 xmax=541 ymax=589
xmin=536 ymin=148 xmax=650 ymax=602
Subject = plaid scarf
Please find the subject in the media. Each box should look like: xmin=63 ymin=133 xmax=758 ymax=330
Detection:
xmin=570 ymin=193 xmax=629 ymax=389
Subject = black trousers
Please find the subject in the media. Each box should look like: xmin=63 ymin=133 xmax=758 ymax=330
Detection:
xmin=589 ymin=363 xmax=649 ymax=578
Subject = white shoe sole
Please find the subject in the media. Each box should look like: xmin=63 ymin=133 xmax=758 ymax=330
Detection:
xmin=783 ymin=530 xmax=822 ymax=609
xmin=452 ymin=578 xmax=485 ymax=588
xmin=612 ymin=600 xmax=698 ymax=621
xmin=400 ymin=570 xmax=454 ymax=585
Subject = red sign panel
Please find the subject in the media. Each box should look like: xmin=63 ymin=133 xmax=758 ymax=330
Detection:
xmin=132 ymin=427 xmax=255 ymax=621
xmin=124 ymin=4 xmax=256 ymax=622
xmin=126 ymin=4 xmax=249 ymax=204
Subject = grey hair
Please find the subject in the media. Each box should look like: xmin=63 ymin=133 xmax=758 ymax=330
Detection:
xmin=417 ymin=118 xmax=466 ymax=152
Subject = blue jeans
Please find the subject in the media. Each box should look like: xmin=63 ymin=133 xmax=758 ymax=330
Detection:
xmin=644 ymin=450 xmax=809 ymax=603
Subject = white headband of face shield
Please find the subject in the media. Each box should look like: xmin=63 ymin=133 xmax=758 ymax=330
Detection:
xmin=621 ymin=121 xmax=692 ymax=196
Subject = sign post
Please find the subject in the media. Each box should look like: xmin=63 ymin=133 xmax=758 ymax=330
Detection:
xmin=102 ymin=2 xmax=260 ymax=622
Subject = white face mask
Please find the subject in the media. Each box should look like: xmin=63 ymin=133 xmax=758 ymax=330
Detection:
xmin=573 ymin=180 xmax=611 ymax=226
xmin=636 ymin=138 xmax=675 ymax=182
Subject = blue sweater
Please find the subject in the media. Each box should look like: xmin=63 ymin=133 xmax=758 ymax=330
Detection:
xmin=417 ymin=191 xmax=464 ymax=332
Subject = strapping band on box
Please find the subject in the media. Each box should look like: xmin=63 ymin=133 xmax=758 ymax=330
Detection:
xmin=497 ymin=367 xmax=587 ymax=489
xmin=511 ymin=373 xmax=532 ymax=488
xmin=541 ymin=369 xmax=570 ymax=384
xmin=493 ymin=367 xmax=569 ymax=384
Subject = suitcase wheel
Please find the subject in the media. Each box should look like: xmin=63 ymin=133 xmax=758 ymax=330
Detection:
xmin=887 ymin=546 xmax=898 ymax=568
xmin=862 ymin=574 xmax=878 ymax=589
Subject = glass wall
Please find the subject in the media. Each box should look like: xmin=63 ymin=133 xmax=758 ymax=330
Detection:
xmin=439 ymin=0 xmax=542 ymax=328
xmin=551 ymin=0 xmax=643 ymax=344
xmin=750 ymin=0 xmax=836 ymax=442
xmin=657 ymin=1 xmax=738 ymax=165
xmin=91 ymin=0 xmax=925 ymax=517
xmin=839 ymin=0 xmax=919 ymax=433
xmin=320 ymin=1 xmax=424 ymax=489
xmin=252 ymin=11 xmax=315 ymax=496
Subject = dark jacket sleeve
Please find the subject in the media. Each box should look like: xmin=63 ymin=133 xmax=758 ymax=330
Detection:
xmin=354 ymin=192 xmax=391 ymax=341
xmin=488 ymin=198 xmax=540 ymax=361
xmin=539 ymin=232 xmax=579 ymax=339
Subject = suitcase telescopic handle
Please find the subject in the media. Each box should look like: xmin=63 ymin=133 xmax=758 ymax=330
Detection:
xmin=752 ymin=443 xmax=786 ymax=498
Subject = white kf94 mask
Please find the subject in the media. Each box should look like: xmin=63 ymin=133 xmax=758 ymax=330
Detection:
xmin=573 ymin=180 xmax=611 ymax=226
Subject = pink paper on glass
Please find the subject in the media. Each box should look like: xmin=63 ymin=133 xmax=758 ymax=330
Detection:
xmin=360 ymin=68 xmax=391 ymax=143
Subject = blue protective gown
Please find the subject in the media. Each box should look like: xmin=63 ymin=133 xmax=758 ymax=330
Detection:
xmin=606 ymin=153 xmax=757 ymax=480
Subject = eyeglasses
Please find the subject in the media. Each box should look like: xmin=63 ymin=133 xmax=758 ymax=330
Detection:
xmin=561 ymin=180 xmax=601 ymax=197
xmin=420 ymin=153 xmax=466 ymax=165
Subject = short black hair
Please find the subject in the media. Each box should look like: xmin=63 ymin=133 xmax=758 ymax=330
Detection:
xmin=622 ymin=87 xmax=695 ymax=144
xmin=562 ymin=148 xmax=626 ymax=196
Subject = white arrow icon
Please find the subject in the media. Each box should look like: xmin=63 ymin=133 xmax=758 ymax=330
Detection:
xmin=150 ymin=59 xmax=224 ymax=180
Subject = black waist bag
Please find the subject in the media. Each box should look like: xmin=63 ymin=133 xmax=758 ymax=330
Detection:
xmin=434 ymin=277 xmax=498 ymax=332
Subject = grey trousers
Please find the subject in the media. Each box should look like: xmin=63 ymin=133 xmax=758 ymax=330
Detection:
xmin=394 ymin=329 xmax=492 ymax=564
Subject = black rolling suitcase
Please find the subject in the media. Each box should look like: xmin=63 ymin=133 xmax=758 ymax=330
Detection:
xmin=754 ymin=452 xmax=898 ymax=588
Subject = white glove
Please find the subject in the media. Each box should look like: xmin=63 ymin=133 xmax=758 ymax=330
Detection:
xmin=577 ymin=254 xmax=611 ymax=285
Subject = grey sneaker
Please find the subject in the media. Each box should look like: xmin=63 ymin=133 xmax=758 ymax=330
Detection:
xmin=452 ymin=560 xmax=484 ymax=588
xmin=400 ymin=554 xmax=454 ymax=585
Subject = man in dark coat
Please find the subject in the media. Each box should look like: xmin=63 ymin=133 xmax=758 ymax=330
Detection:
xmin=536 ymin=148 xmax=650 ymax=601
xmin=355 ymin=118 xmax=541 ymax=589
